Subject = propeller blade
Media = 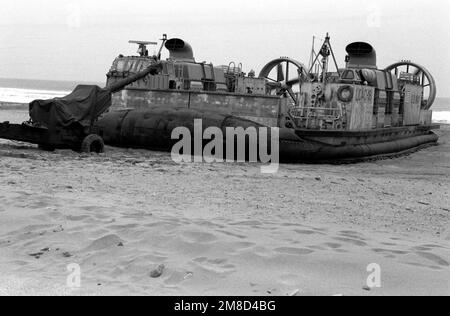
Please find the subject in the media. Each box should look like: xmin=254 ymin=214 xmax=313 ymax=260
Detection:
xmin=266 ymin=81 xmax=283 ymax=90
xmin=286 ymin=78 xmax=301 ymax=86
xmin=277 ymin=64 xmax=285 ymax=82
xmin=287 ymin=88 xmax=297 ymax=104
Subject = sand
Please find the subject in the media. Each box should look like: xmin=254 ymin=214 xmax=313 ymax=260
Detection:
xmin=0 ymin=109 xmax=449 ymax=296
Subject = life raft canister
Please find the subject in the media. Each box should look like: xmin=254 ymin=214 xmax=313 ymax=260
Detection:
xmin=337 ymin=85 xmax=354 ymax=103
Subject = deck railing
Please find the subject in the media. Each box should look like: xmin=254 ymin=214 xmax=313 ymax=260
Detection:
xmin=289 ymin=106 xmax=344 ymax=129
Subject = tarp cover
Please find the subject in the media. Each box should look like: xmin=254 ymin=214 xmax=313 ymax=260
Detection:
xmin=29 ymin=85 xmax=111 ymax=129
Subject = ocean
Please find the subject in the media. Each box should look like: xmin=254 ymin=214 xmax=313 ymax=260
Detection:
xmin=0 ymin=78 xmax=102 ymax=104
xmin=431 ymin=98 xmax=450 ymax=124
xmin=0 ymin=78 xmax=449 ymax=124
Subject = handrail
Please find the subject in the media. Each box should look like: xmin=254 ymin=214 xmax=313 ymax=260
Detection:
xmin=289 ymin=105 xmax=344 ymax=129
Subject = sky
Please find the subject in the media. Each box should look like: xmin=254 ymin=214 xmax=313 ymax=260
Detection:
xmin=0 ymin=0 xmax=449 ymax=96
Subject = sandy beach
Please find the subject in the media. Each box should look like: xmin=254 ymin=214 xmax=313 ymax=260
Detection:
xmin=0 ymin=108 xmax=449 ymax=296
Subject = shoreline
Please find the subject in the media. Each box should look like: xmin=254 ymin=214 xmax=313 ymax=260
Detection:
xmin=0 ymin=102 xmax=28 ymax=111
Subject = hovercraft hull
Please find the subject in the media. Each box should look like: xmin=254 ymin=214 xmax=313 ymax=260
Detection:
xmin=95 ymin=107 xmax=439 ymax=163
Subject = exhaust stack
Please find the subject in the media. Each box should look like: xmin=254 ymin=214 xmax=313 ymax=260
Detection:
xmin=346 ymin=42 xmax=377 ymax=69
xmin=165 ymin=38 xmax=195 ymax=62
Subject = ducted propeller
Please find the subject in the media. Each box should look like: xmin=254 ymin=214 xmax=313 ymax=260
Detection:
xmin=259 ymin=57 xmax=309 ymax=105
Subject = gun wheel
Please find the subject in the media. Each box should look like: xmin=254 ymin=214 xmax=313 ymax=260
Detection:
xmin=81 ymin=134 xmax=105 ymax=154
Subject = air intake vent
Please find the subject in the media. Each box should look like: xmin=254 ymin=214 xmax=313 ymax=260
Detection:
xmin=346 ymin=42 xmax=377 ymax=69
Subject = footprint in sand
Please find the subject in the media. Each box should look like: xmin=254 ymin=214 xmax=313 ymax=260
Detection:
xmin=216 ymin=229 xmax=247 ymax=240
xmin=230 ymin=241 xmax=255 ymax=249
xmin=307 ymin=245 xmax=327 ymax=251
xmin=420 ymin=244 xmax=449 ymax=250
xmin=334 ymin=237 xmax=367 ymax=247
xmin=66 ymin=215 xmax=91 ymax=222
xmin=415 ymin=252 xmax=449 ymax=267
xmin=192 ymin=257 xmax=236 ymax=274
xmin=82 ymin=205 xmax=115 ymax=215
xmin=403 ymin=262 xmax=443 ymax=270
xmin=5 ymin=224 xmax=54 ymax=240
xmin=193 ymin=220 xmax=226 ymax=230
xmin=230 ymin=220 xmax=263 ymax=227
xmin=83 ymin=234 xmax=125 ymax=252
xmin=339 ymin=230 xmax=367 ymax=240
xmin=164 ymin=270 xmax=195 ymax=286
xmin=313 ymin=227 xmax=329 ymax=233
xmin=142 ymin=253 xmax=169 ymax=263
xmin=107 ymin=223 xmax=140 ymax=230
xmin=323 ymin=242 xmax=343 ymax=249
xmin=26 ymin=197 xmax=61 ymax=210
xmin=293 ymin=229 xmax=319 ymax=236
xmin=371 ymin=248 xmax=410 ymax=256
xmin=220 ymin=241 xmax=256 ymax=254
xmin=280 ymin=223 xmax=304 ymax=228
xmin=411 ymin=246 xmax=432 ymax=252
xmin=381 ymin=242 xmax=398 ymax=247
xmin=340 ymin=230 xmax=361 ymax=235
xmin=274 ymin=247 xmax=314 ymax=255
xmin=182 ymin=231 xmax=218 ymax=244
xmin=145 ymin=221 xmax=182 ymax=231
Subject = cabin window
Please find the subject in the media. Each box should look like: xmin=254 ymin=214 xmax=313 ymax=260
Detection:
xmin=116 ymin=59 xmax=128 ymax=72
xmin=342 ymin=70 xmax=355 ymax=80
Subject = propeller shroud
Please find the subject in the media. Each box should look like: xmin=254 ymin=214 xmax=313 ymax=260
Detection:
xmin=384 ymin=61 xmax=437 ymax=110
xmin=259 ymin=57 xmax=309 ymax=105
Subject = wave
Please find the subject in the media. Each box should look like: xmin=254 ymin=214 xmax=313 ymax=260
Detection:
xmin=432 ymin=111 xmax=450 ymax=124
xmin=0 ymin=87 xmax=70 ymax=104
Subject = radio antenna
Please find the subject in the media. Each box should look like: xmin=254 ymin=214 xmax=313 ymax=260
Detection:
xmin=157 ymin=34 xmax=168 ymax=60
xmin=129 ymin=40 xmax=158 ymax=57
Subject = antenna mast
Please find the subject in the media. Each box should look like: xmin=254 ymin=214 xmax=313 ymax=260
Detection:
xmin=157 ymin=34 xmax=168 ymax=60
xmin=308 ymin=33 xmax=341 ymax=83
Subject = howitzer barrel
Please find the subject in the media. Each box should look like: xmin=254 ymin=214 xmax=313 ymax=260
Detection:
xmin=0 ymin=122 xmax=46 ymax=144
xmin=106 ymin=62 xmax=163 ymax=94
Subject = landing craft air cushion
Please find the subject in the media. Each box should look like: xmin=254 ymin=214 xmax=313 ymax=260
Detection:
xmin=0 ymin=34 xmax=440 ymax=162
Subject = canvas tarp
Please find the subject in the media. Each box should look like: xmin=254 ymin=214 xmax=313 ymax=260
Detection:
xmin=29 ymin=85 xmax=111 ymax=129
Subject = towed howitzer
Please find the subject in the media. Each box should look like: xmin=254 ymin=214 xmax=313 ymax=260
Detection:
xmin=0 ymin=63 xmax=163 ymax=152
